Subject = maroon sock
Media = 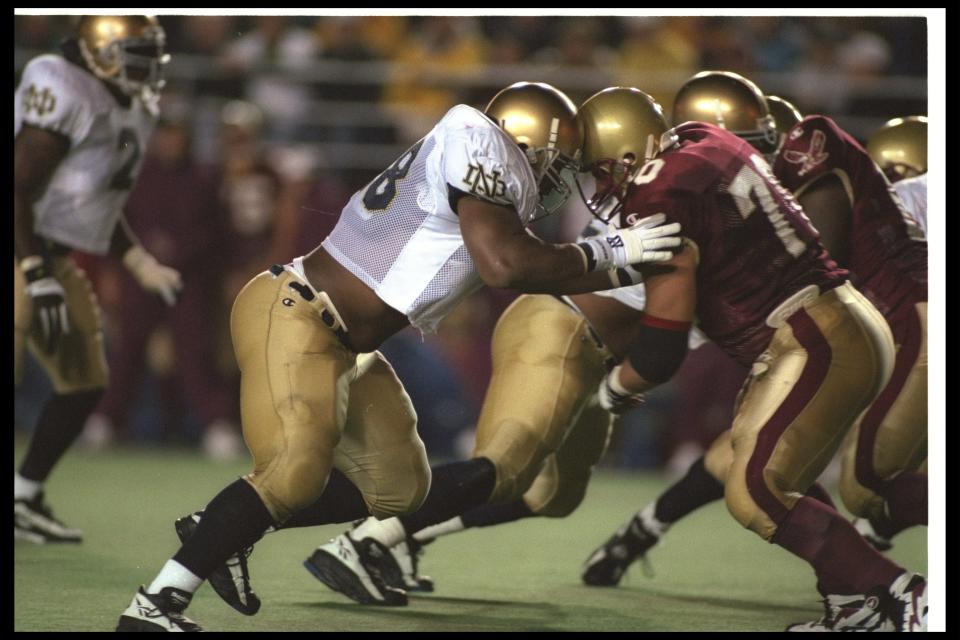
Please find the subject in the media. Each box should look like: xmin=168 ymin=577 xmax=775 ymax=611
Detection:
xmin=772 ymin=497 xmax=904 ymax=595
xmin=804 ymin=482 xmax=835 ymax=509
xmin=883 ymin=471 xmax=927 ymax=528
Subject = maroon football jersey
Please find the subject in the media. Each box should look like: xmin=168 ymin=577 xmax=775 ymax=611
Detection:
xmin=619 ymin=122 xmax=846 ymax=366
xmin=774 ymin=115 xmax=927 ymax=324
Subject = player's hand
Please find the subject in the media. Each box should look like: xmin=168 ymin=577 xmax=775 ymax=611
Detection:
xmin=123 ymin=245 xmax=183 ymax=306
xmin=578 ymin=213 xmax=681 ymax=271
xmin=597 ymin=364 xmax=646 ymax=415
xmin=22 ymin=258 xmax=69 ymax=355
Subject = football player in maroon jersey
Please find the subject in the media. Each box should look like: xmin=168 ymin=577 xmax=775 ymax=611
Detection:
xmin=581 ymin=72 xmax=925 ymax=632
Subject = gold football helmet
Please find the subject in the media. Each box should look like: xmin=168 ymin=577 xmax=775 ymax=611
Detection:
xmin=766 ymin=95 xmax=802 ymax=136
xmin=77 ymin=15 xmax=169 ymax=99
xmin=672 ymin=71 xmax=778 ymax=153
xmin=485 ymin=82 xmax=582 ymax=216
xmin=576 ymin=87 xmax=670 ymax=222
xmin=866 ymin=116 xmax=927 ymax=182
xmin=765 ymin=95 xmax=802 ymax=154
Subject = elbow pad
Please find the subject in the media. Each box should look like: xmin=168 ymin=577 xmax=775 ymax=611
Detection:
xmin=627 ymin=314 xmax=692 ymax=384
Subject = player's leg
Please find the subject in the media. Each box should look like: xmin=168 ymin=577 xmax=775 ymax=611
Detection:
xmin=725 ymin=284 xmax=924 ymax=631
xmin=15 ymin=257 xmax=107 ymax=544
xmin=119 ymin=270 xmax=354 ymax=629
xmin=582 ymin=428 xmax=730 ymax=586
xmin=324 ymin=295 xmax=608 ymax=596
xmin=304 ymin=351 xmax=431 ymax=604
xmin=841 ymin=302 xmax=927 ymax=548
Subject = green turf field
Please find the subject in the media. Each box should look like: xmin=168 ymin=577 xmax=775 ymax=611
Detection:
xmin=14 ymin=445 xmax=927 ymax=632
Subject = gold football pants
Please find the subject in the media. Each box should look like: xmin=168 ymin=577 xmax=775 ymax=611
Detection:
xmin=14 ymin=256 xmax=108 ymax=393
xmin=473 ymin=294 xmax=614 ymax=515
xmin=725 ymin=283 xmax=895 ymax=540
xmin=838 ymin=302 xmax=927 ymax=520
xmin=230 ymin=270 xmax=431 ymax=522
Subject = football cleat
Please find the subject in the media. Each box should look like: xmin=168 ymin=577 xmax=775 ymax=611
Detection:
xmin=853 ymin=517 xmax=894 ymax=552
xmin=886 ymin=572 xmax=927 ymax=632
xmin=304 ymin=533 xmax=408 ymax=606
xmin=116 ymin=586 xmax=203 ymax=632
xmin=582 ymin=516 xmax=659 ymax=587
xmin=786 ymin=590 xmax=894 ymax=631
xmin=14 ymin=492 xmax=82 ymax=544
xmin=174 ymin=511 xmax=261 ymax=616
xmin=390 ymin=537 xmax=435 ymax=593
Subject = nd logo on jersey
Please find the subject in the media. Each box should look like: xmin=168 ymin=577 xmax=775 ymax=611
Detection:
xmin=24 ymin=84 xmax=57 ymax=116
xmin=462 ymin=163 xmax=507 ymax=201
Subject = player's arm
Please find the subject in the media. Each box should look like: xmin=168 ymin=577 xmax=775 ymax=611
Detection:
xmin=111 ymin=213 xmax=183 ymax=306
xmin=14 ymin=124 xmax=72 ymax=354
xmin=458 ymin=196 xmax=681 ymax=295
xmin=794 ymin=172 xmax=852 ymax=266
xmin=597 ymin=241 xmax=697 ymax=413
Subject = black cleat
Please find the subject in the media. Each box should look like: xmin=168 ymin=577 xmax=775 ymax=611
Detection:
xmin=175 ymin=511 xmax=261 ymax=615
xmin=582 ymin=515 xmax=659 ymax=587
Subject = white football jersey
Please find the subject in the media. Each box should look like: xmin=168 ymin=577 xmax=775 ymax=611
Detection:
xmin=323 ymin=104 xmax=538 ymax=333
xmin=14 ymin=55 xmax=157 ymax=255
xmin=894 ymin=173 xmax=928 ymax=238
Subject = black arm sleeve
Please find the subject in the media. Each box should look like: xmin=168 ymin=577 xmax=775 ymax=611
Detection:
xmin=627 ymin=320 xmax=690 ymax=384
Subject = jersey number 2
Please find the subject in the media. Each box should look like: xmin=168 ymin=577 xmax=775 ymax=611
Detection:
xmin=363 ymin=139 xmax=424 ymax=211
xmin=110 ymin=128 xmax=141 ymax=191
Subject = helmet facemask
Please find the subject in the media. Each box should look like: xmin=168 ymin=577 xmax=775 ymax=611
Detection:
xmin=529 ymin=145 xmax=580 ymax=220
xmin=576 ymin=155 xmax=640 ymax=224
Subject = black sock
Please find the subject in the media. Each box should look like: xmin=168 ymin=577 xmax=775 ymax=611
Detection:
xmin=18 ymin=389 xmax=103 ymax=483
xmin=461 ymin=498 xmax=534 ymax=529
xmin=278 ymin=469 xmax=369 ymax=529
xmin=653 ymin=457 xmax=725 ymax=524
xmin=173 ymin=479 xmax=275 ymax=579
xmin=399 ymin=458 xmax=496 ymax=535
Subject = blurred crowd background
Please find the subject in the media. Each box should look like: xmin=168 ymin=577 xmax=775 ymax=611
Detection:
xmin=14 ymin=14 xmax=928 ymax=472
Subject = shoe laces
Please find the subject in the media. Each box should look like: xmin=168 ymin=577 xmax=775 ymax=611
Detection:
xmin=226 ymin=545 xmax=254 ymax=567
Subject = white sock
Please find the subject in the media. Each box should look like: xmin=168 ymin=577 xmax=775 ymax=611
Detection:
xmin=637 ymin=502 xmax=670 ymax=537
xmin=413 ymin=516 xmax=465 ymax=542
xmin=14 ymin=473 xmax=42 ymax=501
xmin=350 ymin=516 xmax=408 ymax=548
xmin=148 ymin=559 xmax=203 ymax=595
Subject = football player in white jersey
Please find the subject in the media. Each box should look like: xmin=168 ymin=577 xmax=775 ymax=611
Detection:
xmin=305 ymin=87 xmax=720 ymax=600
xmin=117 ymin=82 xmax=683 ymax=631
xmin=14 ymin=16 xmax=181 ymax=545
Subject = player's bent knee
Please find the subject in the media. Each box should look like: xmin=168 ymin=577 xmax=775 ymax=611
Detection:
xmin=838 ymin=473 xmax=884 ymax=520
xmin=475 ymin=419 xmax=551 ymax=503
xmin=531 ymin=480 xmax=588 ymax=518
xmin=369 ymin=465 xmax=432 ymax=520
xmin=724 ymin=475 xmax=778 ymax=540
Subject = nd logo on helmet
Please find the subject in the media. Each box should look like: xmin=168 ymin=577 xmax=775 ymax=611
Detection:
xmin=25 ymin=85 xmax=57 ymax=116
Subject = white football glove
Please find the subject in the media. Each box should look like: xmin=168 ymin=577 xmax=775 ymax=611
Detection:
xmin=577 ymin=213 xmax=682 ymax=271
xmin=597 ymin=364 xmax=646 ymax=415
xmin=123 ymin=246 xmax=183 ymax=306
xmin=22 ymin=257 xmax=70 ymax=355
